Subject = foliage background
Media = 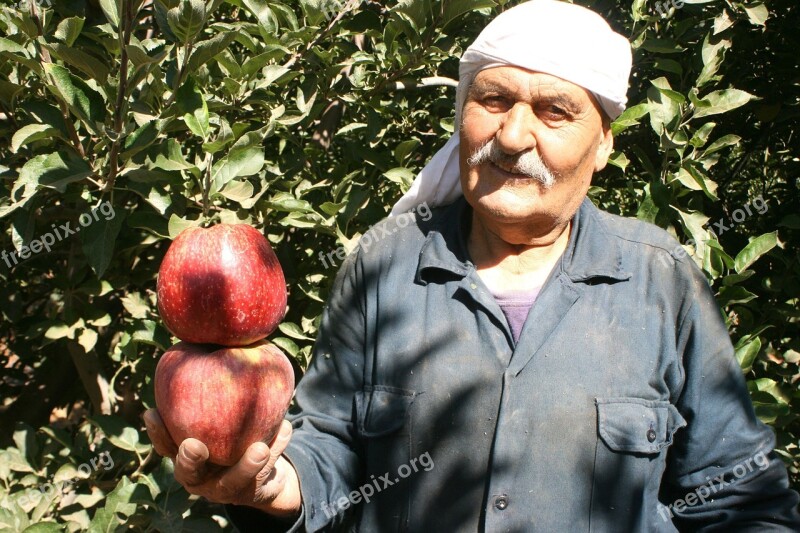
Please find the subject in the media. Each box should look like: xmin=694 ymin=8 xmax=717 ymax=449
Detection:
xmin=0 ymin=0 xmax=797 ymax=529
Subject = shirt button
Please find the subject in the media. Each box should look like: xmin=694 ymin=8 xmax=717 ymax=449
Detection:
xmin=494 ymin=495 xmax=509 ymax=510
xmin=647 ymin=429 xmax=657 ymax=442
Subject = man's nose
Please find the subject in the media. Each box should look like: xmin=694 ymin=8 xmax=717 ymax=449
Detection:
xmin=496 ymin=103 xmax=537 ymax=155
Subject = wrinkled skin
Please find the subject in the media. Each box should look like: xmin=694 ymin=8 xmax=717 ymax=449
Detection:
xmin=143 ymin=410 xmax=302 ymax=517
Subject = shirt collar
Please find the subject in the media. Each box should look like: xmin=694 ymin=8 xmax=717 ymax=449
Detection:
xmin=416 ymin=196 xmax=631 ymax=285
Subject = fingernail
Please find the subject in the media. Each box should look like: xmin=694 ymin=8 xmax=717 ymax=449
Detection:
xmin=253 ymin=443 xmax=269 ymax=462
xmin=181 ymin=446 xmax=201 ymax=462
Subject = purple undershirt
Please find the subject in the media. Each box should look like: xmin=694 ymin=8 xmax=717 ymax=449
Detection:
xmin=489 ymin=286 xmax=542 ymax=343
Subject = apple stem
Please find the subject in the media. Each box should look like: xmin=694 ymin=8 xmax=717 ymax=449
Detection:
xmin=202 ymin=152 xmax=212 ymax=222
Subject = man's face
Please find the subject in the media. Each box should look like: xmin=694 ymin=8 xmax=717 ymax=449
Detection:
xmin=459 ymin=66 xmax=613 ymax=234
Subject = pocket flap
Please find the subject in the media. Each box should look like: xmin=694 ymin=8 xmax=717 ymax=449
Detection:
xmin=596 ymin=397 xmax=687 ymax=454
xmin=355 ymin=386 xmax=416 ymax=437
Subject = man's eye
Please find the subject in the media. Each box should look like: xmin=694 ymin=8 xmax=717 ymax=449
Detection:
xmin=540 ymin=105 xmax=568 ymax=120
xmin=481 ymin=95 xmax=510 ymax=110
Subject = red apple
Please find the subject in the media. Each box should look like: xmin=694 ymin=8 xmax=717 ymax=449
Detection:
xmin=157 ymin=224 xmax=287 ymax=346
xmin=154 ymin=340 xmax=295 ymax=466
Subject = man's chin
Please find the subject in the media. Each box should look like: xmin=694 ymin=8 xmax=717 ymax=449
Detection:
xmin=471 ymin=191 xmax=553 ymax=223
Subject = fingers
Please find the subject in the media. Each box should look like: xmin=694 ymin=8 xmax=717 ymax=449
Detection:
xmin=174 ymin=438 xmax=210 ymax=487
xmin=143 ymin=409 xmax=178 ymax=458
xmin=265 ymin=421 xmax=293 ymax=471
xmin=216 ymin=441 xmax=272 ymax=503
xmin=217 ymin=421 xmax=293 ymax=504
xmin=256 ymin=455 xmax=293 ymax=504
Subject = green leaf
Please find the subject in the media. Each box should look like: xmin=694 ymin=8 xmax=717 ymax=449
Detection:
xmin=242 ymin=0 xmax=279 ymax=32
xmin=653 ymin=58 xmax=683 ymax=75
xmin=187 ymin=31 xmax=236 ymax=72
xmin=130 ymin=320 xmax=172 ymax=351
xmin=13 ymin=423 xmax=39 ymax=470
xmin=442 ymin=0 xmax=496 ymax=26
xmin=383 ymin=167 xmax=414 ymax=191
xmin=267 ymin=192 xmax=314 ymax=213
xmin=713 ymin=10 xmax=734 ymax=34
xmin=120 ymin=293 xmax=150 ymax=319
xmin=10 ymin=124 xmax=60 ymax=153
xmin=681 ymin=163 xmax=718 ymax=200
xmin=168 ymin=0 xmax=207 ymax=44
xmin=0 ymin=448 xmax=34 ymax=473
xmin=677 ymin=209 xmax=711 ymax=261
xmin=697 ymin=33 xmax=730 ymax=87
xmin=88 ymin=417 xmax=151 ymax=454
xmin=744 ymin=3 xmax=769 ymax=26
xmin=210 ymin=132 xmax=265 ymax=193
xmin=717 ymin=285 xmax=757 ymax=307
xmin=692 ymin=89 xmax=757 ymax=119
xmin=218 ymin=179 xmax=254 ymax=203
xmin=126 ymin=40 xmax=168 ymax=68
xmin=152 ymin=138 xmax=195 ymax=171
xmin=98 ymin=0 xmax=121 ymax=27
xmin=44 ymin=42 xmax=110 ymax=81
xmin=606 ymin=151 xmax=630 ymax=173
xmin=272 ymin=336 xmax=299 ymax=357
xmin=689 ymin=122 xmax=716 ymax=148
xmin=0 ymin=37 xmax=26 ymax=54
xmin=647 ymin=79 xmax=681 ymax=135
xmin=55 ymin=17 xmax=85 ymax=46
xmin=122 ymin=120 xmax=159 ymax=159
xmin=44 ymin=63 xmax=106 ymax=133
xmin=167 ymin=214 xmax=203 ymax=239
xmin=611 ymin=103 xmax=649 ymax=136
xmin=278 ymin=322 xmax=313 ymax=341
xmin=17 ymin=152 xmax=93 ymax=194
xmin=639 ymin=38 xmax=685 ymax=54
xmin=22 ymin=523 xmax=63 ymax=533
xmin=183 ymin=96 xmax=209 ymax=140
xmin=78 ymin=328 xmax=99 ymax=352
xmin=734 ymin=232 xmax=777 ymax=273
xmin=241 ymin=47 xmax=289 ymax=77
xmin=79 ymin=207 xmax=126 ymax=278
xmin=722 ymin=270 xmax=755 ymax=286
xmin=750 ymin=377 xmax=790 ymax=404
xmin=89 ymin=478 xmax=153 ymax=532
xmin=704 ymin=134 xmax=741 ymax=155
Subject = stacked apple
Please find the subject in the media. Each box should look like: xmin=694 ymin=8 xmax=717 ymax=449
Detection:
xmin=154 ymin=224 xmax=294 ymax=466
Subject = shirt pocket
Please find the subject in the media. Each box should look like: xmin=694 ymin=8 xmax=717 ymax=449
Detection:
xmin=591 ymin=397 xmax=687 ymax=532
xmin=596 ymin=397 xmax=687 ymax=454
xmin=355 ymin=385 xmax=416 ymax=437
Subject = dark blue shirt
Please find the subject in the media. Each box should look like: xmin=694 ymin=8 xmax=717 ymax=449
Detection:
xmin=228 ymin=197 xmax=800 ymax=531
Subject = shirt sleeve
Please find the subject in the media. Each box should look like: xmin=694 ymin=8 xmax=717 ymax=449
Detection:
xmin=661 ymin=262 xmax=800 ymax=530
xmin=225 ymin=503 xmax=304 ymax=532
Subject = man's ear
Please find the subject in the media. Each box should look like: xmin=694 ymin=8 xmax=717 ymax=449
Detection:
xmin=594 ymin=121 xmax=614 ymax=172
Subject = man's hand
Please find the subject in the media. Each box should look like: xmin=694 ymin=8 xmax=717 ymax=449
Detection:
xmin=143 ymin=409 xmax=302 ymax=518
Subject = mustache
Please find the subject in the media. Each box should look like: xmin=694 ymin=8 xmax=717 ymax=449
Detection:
xmin=466 ymin=139 xmax=556 ymax=188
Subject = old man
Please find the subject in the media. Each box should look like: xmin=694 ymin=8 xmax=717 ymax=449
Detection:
xmin=145 ymin=0 xmax=800 ymax=530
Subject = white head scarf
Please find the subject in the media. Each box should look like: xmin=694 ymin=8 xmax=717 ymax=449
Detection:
xmin=390 ymin=0 xmax=632 ymax=216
